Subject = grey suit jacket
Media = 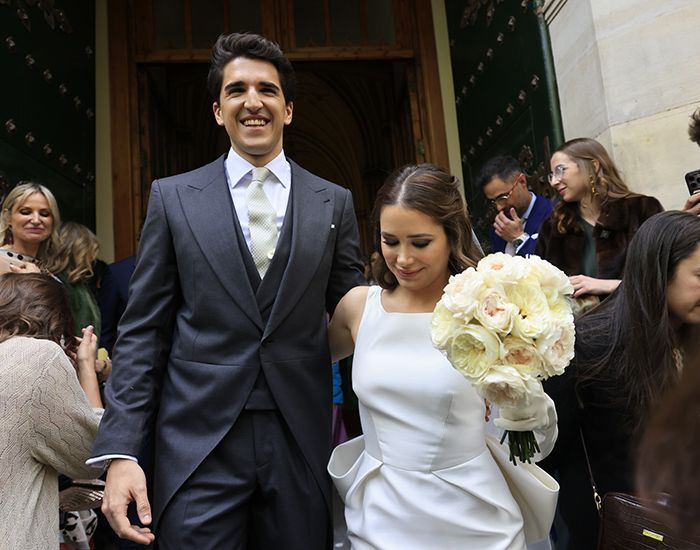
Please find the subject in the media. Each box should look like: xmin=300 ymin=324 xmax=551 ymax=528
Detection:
xmin=91 ymin=154 xmax=365 ymax=521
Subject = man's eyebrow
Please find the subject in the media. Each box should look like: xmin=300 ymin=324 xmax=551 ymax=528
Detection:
xmin=223 ymin=80 xmax=281 ymax=92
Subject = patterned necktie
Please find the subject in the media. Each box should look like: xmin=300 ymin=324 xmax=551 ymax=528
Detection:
xmin=247 ymin=166 xmax=278 ymax=277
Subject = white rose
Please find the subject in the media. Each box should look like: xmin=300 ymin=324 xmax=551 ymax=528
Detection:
xmin=501 ymin=335 xmax=546 ymax=378
xmin=478 ymin=253 xmax=530 ymax=284
xmin=473 ymin=288 xmax=519 ymax=335
xmin=474 ymin=365 xmax=532 ymax=408
xmin=536 ymin=319 xmax=575 ymax=378
xmin=431 ymin=300 xmax=461 ymax=349
xmin=509 ymin=283 xmax=553 ymax=340
xmin=525 ymin=255 xmax=574 ymax=302
xmin=446 ymin=323 xmax=502 ymax=381
xmin=441 ymin=268 xmax=485 ymax=321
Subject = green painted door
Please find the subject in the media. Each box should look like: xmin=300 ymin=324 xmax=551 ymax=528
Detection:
xmin=445 ymin=0 xmax=563 ymax=246
xmin=0 ymin=1 xmax=95 ymax=228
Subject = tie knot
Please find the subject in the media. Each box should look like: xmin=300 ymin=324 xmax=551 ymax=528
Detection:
xmin=251 ymin=166 xmax=270 ymax=185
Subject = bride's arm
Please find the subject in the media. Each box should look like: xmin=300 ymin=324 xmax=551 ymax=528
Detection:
xmin=328 ymin=286 xmax=368 ymax=363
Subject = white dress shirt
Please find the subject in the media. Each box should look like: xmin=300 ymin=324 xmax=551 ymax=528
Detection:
xmin=225 ymin=147 xmax=292 ymax=251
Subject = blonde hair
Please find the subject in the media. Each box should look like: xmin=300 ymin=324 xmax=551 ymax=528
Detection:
xmin=0 ymin=182 xmax=62 ymax=263
xmin=54 ymin=221 xmax=100 ymax=283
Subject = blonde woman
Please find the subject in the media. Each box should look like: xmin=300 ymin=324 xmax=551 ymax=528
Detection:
xmin=54 ymin=222 xmax=102 ymax=338
xmin=0 ymin=181 xmax=61 ymax=274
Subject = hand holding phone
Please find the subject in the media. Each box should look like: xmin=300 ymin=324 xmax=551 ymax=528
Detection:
xmin=686 ymin=169 xmax=700 ymax=195
xmin=683 ymin=191 xmax=700 ymax=216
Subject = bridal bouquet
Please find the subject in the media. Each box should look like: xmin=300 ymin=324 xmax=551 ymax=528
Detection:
xmin=431 ymin=253 xmax=575 ymax=464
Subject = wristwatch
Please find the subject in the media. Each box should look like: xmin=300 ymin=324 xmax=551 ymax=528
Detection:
xmin=512 ymin=233 xmax=529 ymax=249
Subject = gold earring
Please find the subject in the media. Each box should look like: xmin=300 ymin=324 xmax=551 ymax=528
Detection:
xmin=589 ymin=175 xmax=598 ymax=196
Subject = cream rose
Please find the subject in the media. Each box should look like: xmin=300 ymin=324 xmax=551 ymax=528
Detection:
xmin=473 ymin=288 xmax=519 ymax=335
xmin=525 ymin=255 xmax=574 ymax=303
xmin=441 ymin=268 xmax=485 ymax=321
xmin=501 ymin=335 xmax=545 ymax=378
xmin=536 ymin=319 xmax=575 ymax=377
xmin=474 ymin=365 xmax=533 ymax=408
xmin=431 ymin=300 xmax=461 ymax=348
xmin=477 ymin=253 xmax=530 ymax=284
xmin=508 ymin=283 xmax=552 ymax=340
xmin=445 ymin=323 xmax=502 ymax=381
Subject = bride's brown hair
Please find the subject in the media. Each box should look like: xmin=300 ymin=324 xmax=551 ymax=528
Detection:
xmin=371 ymin=163 xmax=483 ymax=290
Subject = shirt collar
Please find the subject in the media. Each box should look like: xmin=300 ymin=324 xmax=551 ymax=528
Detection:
xmin=226 ymin=148 xmax=291 ymax=189
xmin=521 ymin=192 xmax=536 ymax=221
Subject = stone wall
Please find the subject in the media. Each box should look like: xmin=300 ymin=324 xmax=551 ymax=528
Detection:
xmin=545 ymin=0 xmax=700 ymax=209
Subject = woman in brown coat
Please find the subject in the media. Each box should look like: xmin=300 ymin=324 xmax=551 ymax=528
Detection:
xmin=536 ymin=138 xmax=662 ymax=307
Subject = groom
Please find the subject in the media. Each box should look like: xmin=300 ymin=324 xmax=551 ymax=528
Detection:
xmin=90 ymin=33 xmax=365 ymax=548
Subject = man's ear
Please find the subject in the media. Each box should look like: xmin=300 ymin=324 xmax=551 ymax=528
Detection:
xmin=212 ymin=102 xmax=224 ymax=126
xmin=284 ymin=101 xmax=293 ymax=126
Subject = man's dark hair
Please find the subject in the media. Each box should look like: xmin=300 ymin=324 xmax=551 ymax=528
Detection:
xmin=475 ymin=156 xmax=521 ymax=188
xmin=206 ymin=33 xmax=297 ymax=104
xmin=689 ymin=108 xmax=700 ymax=145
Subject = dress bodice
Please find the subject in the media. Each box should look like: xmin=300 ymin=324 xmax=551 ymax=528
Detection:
xmin=353 ymin=286 xmax=487 ymax=471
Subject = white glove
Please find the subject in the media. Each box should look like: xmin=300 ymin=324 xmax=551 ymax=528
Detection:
xmin=493 ymin=380 xmax=556 ymax=432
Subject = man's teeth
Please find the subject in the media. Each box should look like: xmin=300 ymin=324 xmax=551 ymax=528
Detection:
xmin=243 ymin=119 xmax=266 ymax=126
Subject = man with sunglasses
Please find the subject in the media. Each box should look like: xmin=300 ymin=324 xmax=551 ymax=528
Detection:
xmin=477 ymin=155 xmax=553 ymax=256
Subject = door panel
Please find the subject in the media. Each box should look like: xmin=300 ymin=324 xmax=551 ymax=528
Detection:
xmin=0 ymin=1 xmax=95 ymax=227
xmin=445 ymin=0 xmax=563 ymax=247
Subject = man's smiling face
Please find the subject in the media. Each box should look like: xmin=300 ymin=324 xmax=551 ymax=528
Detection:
xmin=212 ymin=56 xmax=293 ymax=167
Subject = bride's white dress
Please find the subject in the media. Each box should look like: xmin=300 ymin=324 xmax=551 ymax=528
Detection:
xmin=329 ymin=286 xmax=534 ymax=550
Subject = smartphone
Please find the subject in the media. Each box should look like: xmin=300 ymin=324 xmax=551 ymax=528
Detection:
xmin=686 ymin=169 xmax=700 ymax=195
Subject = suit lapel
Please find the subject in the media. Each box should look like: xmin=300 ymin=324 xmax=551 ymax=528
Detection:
xmin=177 ymin=156 xmax=264 ymax=331
xmin=263 ymin=161 xmax=333 ymax=339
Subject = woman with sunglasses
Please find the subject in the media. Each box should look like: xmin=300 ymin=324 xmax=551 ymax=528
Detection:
xmin=536 ymin=138 xmax=662 ymax=310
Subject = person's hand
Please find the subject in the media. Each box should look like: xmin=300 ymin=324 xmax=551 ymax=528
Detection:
xmin=95 ymin=358 xmax=112 ymax=384
xmin=493 ymin=208 xmax=524 ymax=243
xmin=76 ymin=326 xmax=98 ymax=375
xmin=682 ymin=192 xmax=700 ymax=216
xmin=494 ymin=381 xmax=555 ymax=432
xmin=568 ymin=275 xmax=620 ymax=297
xmin=9 ymin=261 xmax=41 ymax=273
xmin=102 ymin=459 xmax=155 ymax=545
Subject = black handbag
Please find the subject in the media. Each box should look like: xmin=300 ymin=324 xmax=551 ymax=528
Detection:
xmin=580 ymin=429 xmax=700 ymax=549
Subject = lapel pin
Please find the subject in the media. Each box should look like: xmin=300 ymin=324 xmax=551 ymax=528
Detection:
xmin=331 ymin=223 xmax=336 ymax=229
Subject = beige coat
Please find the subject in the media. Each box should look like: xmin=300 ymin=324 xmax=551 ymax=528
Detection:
xmin=0 ymin=337 xmax=101 ymax=549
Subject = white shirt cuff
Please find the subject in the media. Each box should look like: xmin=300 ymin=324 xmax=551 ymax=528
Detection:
xmin=86 ymin=454 xmax=138 ymax=468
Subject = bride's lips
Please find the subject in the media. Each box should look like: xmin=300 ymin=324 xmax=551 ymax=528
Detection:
xmin=396 ymin=267 xmax=421 ymax=278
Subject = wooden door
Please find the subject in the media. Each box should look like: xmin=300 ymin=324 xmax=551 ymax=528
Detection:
xmin=107 ymin=0 xmax=447 ymax=258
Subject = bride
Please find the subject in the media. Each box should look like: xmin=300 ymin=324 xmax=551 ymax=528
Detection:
xmin=328 ymin=164 xmax=558 ymax=549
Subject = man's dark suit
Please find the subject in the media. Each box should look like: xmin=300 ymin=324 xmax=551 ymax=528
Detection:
xmin=91 ymin=154 xmax=365 ymax=545
xmin=489 ymin=193 xmax=553 ymax=256
xmin=97 ymin=255 xmax=136 ymax=355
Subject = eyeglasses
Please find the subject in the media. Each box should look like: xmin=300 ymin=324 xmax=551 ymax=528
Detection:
xmin=547 ymin=165 xmax=567 ymax=184
xmin=487 ymin=174 xmax=524 ymax=207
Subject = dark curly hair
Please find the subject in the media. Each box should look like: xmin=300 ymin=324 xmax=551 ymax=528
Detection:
xmin=371 ymin=164 xmax=482 ymax=289
xmin=689 ymin=108 xmax=700 ymax=145
xmin=0 ymin=273 xmax=76 ymax=358
xmin=206 ymin=32 xmax=296 ymax=103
